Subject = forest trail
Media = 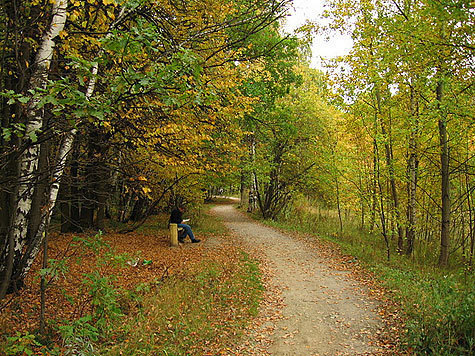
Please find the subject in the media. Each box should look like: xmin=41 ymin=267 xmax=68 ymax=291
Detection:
xmin=211 ymin=203 xmax=383 ymax=356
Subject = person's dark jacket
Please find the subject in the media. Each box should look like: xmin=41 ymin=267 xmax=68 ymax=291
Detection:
xmin=169 ymin=208 xmax=183 ymax=224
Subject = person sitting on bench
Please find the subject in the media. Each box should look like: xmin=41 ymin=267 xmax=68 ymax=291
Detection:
xmin=169 ymin=206 xmax=200 ymax=243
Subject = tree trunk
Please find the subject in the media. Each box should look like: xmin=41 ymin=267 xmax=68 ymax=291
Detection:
xmin=119 ymin=187 xmax=132 ymax=222
xmin=335 ymin=176 xmax=343 ymax=235
xmin=406 ymin=86 xmax=419 ymax=255
xmin=129 ymin=197 xmax=148 ymax=222
xmin=375 ymin=88 xmax=404 ymax=252
xmin=466 ymin=165 xmax=474 ymax=267
xmin=80 ymin=189 xmax=95 ymax=230
xmin=0 ymin=0 xmax=68 ymax=300
xmin=369 ymin=138 xmax=377 ymax=233
xmin=81 ymin=138 xmax=97 ymax=230
xmin=437 ymin=78 xmax=451 ymax=267
xmin=96 ymin=188 xmax=107 ymax=231
xmin=59 ymin=182 xmax=71 ymax=233
xmin=375 ymin=140 xmax=390 ymax=261
xmin=359 ymin=174 xmax=365 ymax=230
xmin=27 ymin=140 xmax=49 ymax=241
xmin=249 ymin=134 xmax=258 ymax=213
xmin=239 ymin=169 xmax=249 ymax=208
xmin=69 ymin=138 xmax=81 ymax=232
xmin=39 ymin=229 xmax=49 ymax=335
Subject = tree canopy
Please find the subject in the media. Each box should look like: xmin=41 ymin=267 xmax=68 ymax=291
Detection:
xmin=1 ymin=0 xmax=473 ymax=312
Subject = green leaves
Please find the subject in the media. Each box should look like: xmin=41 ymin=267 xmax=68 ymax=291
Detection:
xmin=38 ymin=258 xmax=70 ymax=281
xmin=1 ymin=90 xmax=30 ymax=105
xmin=4 ymin=332 xmax=42 ymax=356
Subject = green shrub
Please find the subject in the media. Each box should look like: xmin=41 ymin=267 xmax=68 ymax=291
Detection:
xmin=402 ymin=274 xmax=474 ymax=355
xmin=58 ymin=315 xmax=99 ymax=356
xmin=4 ymin=332 xmax=42 ymax=356
xmin=81 ymin=271 xmax=124 ymax=333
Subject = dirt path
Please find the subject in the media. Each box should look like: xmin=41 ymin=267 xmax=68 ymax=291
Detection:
xmin=211 ymin=204 xmax=383 ymax=356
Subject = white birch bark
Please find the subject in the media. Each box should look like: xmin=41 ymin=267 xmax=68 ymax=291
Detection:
xmin=19 ymin=129 xmax=76 ymax=277
xmin=1 ymin=0 xmax=68 ymax=286
xmin=19 ymin=5 xmax=131 ymax=278
xmin=18 ymin=63 xmax=99 ymax=277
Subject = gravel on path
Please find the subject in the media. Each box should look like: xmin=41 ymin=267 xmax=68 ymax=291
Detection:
xmin=211 ymin=204 xmax=384 ymax=356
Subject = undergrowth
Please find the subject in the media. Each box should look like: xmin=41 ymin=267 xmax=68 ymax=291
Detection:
xmin=1 ymin=208 xmax=264 ymax=356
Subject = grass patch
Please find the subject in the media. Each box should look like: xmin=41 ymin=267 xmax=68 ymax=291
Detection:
xmin=191 ymin=205 xmax=229 ymax=235
xmin=100 ymin=252 xmax=263 ymax=356
xmin=374 ymin=266 xmax=474 ymax=355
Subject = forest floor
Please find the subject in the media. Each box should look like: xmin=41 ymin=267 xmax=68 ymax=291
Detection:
xmin=0 ymin=199 xmax=404 ymax=355
xmin=211 ymin=201 xmax=403 ymax=356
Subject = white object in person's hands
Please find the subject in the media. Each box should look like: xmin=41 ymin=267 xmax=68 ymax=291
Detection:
xmin=183 ymin=219 xmax=190 ymax=223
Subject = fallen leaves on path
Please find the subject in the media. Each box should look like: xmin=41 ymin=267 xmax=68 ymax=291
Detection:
xmin=271 ymin=228 xmax=408 ymax=355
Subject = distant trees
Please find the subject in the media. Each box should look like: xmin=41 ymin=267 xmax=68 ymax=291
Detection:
xmin=236 ymin=24 xmax=338 ymax=220
xmin=324 ymin=0 xmax=474 ymax=266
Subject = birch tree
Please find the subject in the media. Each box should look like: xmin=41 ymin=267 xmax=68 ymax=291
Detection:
xmin=0 ymin=0 xmax=68 ymax=298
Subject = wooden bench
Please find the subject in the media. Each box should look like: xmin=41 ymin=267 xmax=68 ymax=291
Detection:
xmin=169 ymin=223 xmax=184 ymax=246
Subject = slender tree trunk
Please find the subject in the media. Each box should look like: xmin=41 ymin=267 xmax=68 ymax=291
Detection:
xmin=406 ymin=87 xmax=419 ymax=255
xmin=437 ymin=78 xmax=451 ymax=267
xmin=371 ymin=104 xmax=390 ymax=260
xmin=254 ymin=173 xmax=264 ymax=215
xmin=239 ymin=169 xmax=248 ymax=208
xmin=96 ymin=181 xmax=107 ymax=231
xmin=466 ymin=167 xmax=474 ymax=267
xmin=460 ymin=205 xmax=466 ymax=260
xmin=39 ymin=229 xmax=48 ymax=335
xmin=335 ymin=176 xmax=343 ymax=235
xmin=375 ymin=89 xmax=404 ymax=252
xmin=59 ymin=182 xmax=71 ymax=233
xmin=119 ymin=189 xmax=132 ymax=222
xmin=0 ymin=190 xmax=11 ymax=254
xmin=69 ymin=139 xmax=81 ymax=232
xmin=376 ymin=142 xmax=390 ymax=261
xmin=249 ymin=134 xmax=259 ymax=213
xmin=359 ymin=174 xmax=365 ymax=230
xmin=27 ymin=140 xmax=49 ymax=242
xmin=369 ymin=138 xmax=377 ymax=233
xmin=80 ymin=143 xmax=96 ymax=229
xmin=361 ymin=201 xmax=365 ymax=230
